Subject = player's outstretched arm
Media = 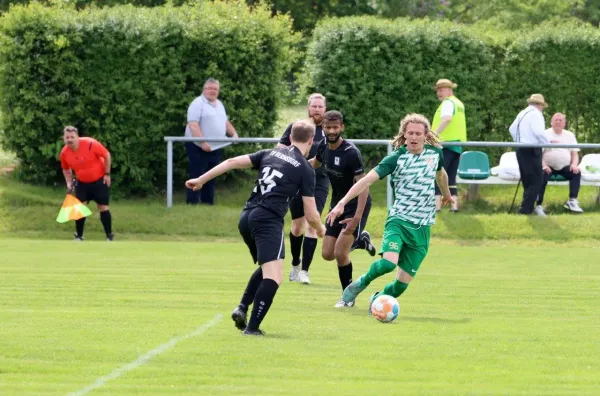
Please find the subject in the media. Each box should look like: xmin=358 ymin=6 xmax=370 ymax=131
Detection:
xmin=308 ymin=158 xmax=321 ymax=169
xmin=185 ymin=155 xmax=253 ymax=191
xmin=327 ymin=169 xmax=379 ymax=226
xmin=435 ymin=168 xmax=454 ymax=206
xmin=302 ymin=196 xmax=326 ymax=238
xmin=341 ymin=173 xmax=369 ymax=234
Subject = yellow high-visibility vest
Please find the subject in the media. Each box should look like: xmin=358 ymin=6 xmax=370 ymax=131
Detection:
xmin=432 ymin=95 xmax=467 ymax=153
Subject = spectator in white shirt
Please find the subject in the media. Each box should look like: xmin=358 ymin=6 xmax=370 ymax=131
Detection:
xmin=508 ymin=94 xmax=550 ymax=216
xmin=536 ymin=113 xmax=583 ymax=213
xmin=184 ymin=78 xmax=239 ymax=205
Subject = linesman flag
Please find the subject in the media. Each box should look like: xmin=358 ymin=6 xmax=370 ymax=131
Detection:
xmin=56 ymin=194 xmax=92 ymax=223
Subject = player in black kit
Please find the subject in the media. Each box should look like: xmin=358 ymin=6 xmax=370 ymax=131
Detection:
xmin=185 ymin=120 xmax=325 ymax=336
xmin=310 ymin=111 xmax=375 ymax=308
xmin=277 ymin=93 xmax=329 ymax=285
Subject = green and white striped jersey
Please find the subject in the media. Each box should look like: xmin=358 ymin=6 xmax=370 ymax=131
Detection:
xmin=374 ymin=145 xmax=444 ymax=226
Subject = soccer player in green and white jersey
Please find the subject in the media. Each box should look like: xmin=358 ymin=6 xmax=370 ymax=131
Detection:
xmin=326 ymin=113 xmax=454 ymax=311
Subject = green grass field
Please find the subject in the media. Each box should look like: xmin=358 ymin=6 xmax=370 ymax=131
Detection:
xmin=2 ymin=105 xmax=600 ymax=394
xmin=1 ymin=239 xmax=598 ymax=395
xmin=2 ymin=171 xmax=600 ymax=243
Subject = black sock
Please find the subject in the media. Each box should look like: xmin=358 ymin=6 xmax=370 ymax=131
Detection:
xmin=247 ymin=278 xmax=279 ymax=330
xmin=289 ymin=232 xmax=303 ymax=265
xmin=301 ymin=237 xmax=317 ymax=272
xmin=100 ymin=210 xmax=112 ymax=236
xmin=338 ymin=262 xmax=353 ymax=291
xmin=75 ymin=218 xmax=86 ymax=237
xmin=239 ymin=267 xmax=263 ymax=312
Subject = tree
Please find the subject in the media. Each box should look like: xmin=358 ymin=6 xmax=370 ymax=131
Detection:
xmin=440 ymin=0 xmax=586 ymax=29
xmin=371 ymin=0 xmax=447 ymax=19
xmin=246 ymin=0 xmax=376 ymax=33
xmin=573 ymin=0 xmax=600 ymax=26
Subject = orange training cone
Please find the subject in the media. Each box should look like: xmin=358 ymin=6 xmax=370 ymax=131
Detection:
xmin=56 ymin=194 xmax=92 ymax=223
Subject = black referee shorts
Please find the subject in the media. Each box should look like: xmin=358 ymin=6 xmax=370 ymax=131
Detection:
xmin=75 ymin=178 xmax=110 ymax=205
xmin=289 ymin=176 xmax=329 ymax=220
xmin=238 ymin=207 xmax=285 ymax=265
xmin=325 ymin=201 xmax=371 ymax=240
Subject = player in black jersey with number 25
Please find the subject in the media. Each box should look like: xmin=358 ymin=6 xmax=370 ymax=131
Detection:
xmin=186 ymin=120 xmax=325 ymax=336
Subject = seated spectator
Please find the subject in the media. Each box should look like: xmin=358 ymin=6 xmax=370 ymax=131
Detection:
xmin=536 ymin=113 xmax=583 ymax=213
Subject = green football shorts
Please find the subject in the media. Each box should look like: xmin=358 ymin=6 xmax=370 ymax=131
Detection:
xmin=379 ymin=217 xmax=430 ymax=276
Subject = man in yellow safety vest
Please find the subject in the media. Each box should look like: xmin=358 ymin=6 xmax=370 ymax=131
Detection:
xmin=431 ymin=78 xmax=467 ymax=212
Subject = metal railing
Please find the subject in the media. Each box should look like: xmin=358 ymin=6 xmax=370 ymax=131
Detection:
xmin=164 ymin=136 xmax=600 ymax=208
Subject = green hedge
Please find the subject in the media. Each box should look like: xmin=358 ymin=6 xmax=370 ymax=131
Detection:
xmin=302 ymin=17 xmax=498 ymax=164
xmin=303 ymin=17 xmax=600 ymax=165
xmin=0 ymin=0 xmax=187 ymax=14
xmin=499 ymin=23 xmax=600 ymax=148
xmin=0 ymin=1 xmax=298 ymax=195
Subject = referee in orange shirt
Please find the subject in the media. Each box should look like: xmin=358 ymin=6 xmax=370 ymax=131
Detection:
xmin=59 ymin=126 xmax=114 ymax=241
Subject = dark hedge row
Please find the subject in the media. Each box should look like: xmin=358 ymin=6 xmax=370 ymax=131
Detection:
xmin=0 ymin=2 xmax=298 ymax=195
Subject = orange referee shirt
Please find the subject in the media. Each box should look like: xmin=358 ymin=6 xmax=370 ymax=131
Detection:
xmin=60 ymin=137 xmax=109 ymax=183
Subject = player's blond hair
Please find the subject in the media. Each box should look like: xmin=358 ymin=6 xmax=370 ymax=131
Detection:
xmin=291 ymin=119 xmax=316 ymax=143
xmin=307 ymin=93 xmax=326 ymax=107
xmin=390 ymin=113 xmax=441 ymax=149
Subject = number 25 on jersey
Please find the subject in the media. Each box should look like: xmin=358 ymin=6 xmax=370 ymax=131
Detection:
xmin=253 ymin=167 xmax=283 ymax=194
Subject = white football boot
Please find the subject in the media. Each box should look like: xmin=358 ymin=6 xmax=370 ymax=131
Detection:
xmin=298 ymin=270 xmax=311 ymax=285
xmin=289 ymin=265 xmax=300 ymax=282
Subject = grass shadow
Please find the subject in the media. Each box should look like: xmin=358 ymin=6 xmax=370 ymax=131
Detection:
xmin=258 ymin=332 xmax=293 ymax=340
xmin=526 ymin=215 xmax=572 ymax=242
xmin=400 ymin=316 xmax=471 ymax=324
xmin=292 ymin=283 xmax=339 ymax=291
xmin=333 ymin=310 xmax=472 ymax=324
xmin=437 ymin=210 xmax=486 ymax=246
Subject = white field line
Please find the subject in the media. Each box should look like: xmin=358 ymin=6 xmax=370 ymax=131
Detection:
xmin=68 ymin=314 xmax=223 ymax=396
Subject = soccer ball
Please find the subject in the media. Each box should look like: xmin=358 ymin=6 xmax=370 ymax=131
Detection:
xmin=371 ymin=294 xmax=400 ymax=323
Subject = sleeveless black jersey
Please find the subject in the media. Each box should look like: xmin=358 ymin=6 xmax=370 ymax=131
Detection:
xmin=245 ymin=146 xmax=316 ymax=218
xmin=279 ymin=122 xmax=327 ymax=179
xmin=316 ymin=139 xmax=371 ymax=211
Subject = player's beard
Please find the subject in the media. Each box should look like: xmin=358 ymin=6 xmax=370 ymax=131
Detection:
xmin=327 ymin=133 xmax=341 ymax=144
xmin=309 ymin=111 xmax=324 ymax=125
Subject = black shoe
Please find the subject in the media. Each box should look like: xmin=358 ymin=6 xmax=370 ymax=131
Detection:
xmin=106 ymin=233 xmax=114 ymax=241
xmin=243 ymin=327 xmax=265 ymax=336
xmin=231 ymin=306 xmax=247 ymax=331
xmin=361 ymin=231 xmax=376 ymax=257
xmin=74 ymin=233 xmax=84 ymax=241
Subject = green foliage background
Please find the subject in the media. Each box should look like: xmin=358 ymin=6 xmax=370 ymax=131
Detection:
xmin=1 ymin=1 xmax=600 ymax=196
xmin=303 ymin=17 xmax=600 ymax=164
xmin=0 ymin=1 xmax=298 ymax=195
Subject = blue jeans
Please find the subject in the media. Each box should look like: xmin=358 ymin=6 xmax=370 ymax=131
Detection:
xmin=185 ymin=142 xmax=222 ymax=205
